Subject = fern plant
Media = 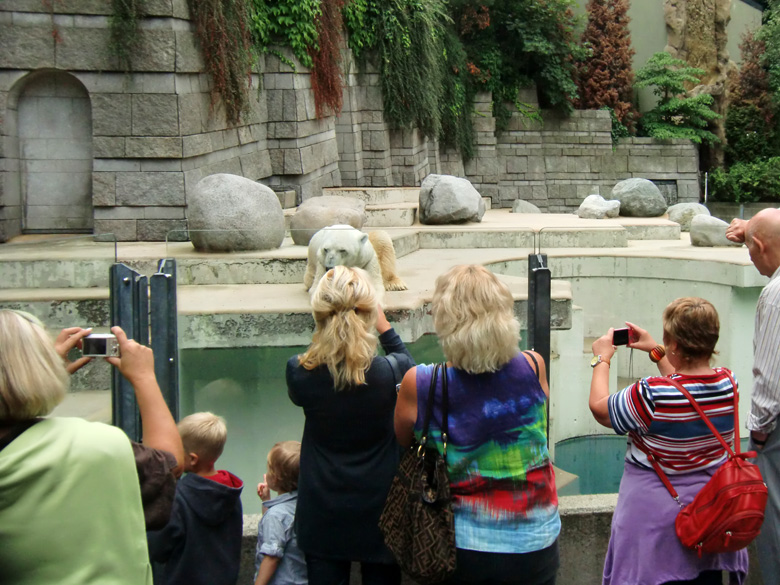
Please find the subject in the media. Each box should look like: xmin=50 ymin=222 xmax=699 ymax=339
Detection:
xmin=634 ymin=52 xmax=720 ymax=145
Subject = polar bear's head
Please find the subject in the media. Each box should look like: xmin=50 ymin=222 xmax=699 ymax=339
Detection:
xmin=314 ymin=225 xmax=375 ymax=271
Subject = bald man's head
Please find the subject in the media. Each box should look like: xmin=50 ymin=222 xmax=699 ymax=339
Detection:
xmin=746 ymin=208 xmax=780 ymax=277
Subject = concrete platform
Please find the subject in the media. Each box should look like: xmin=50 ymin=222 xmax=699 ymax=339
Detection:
xmin=0 ymin=209 xmax=757 ymax=349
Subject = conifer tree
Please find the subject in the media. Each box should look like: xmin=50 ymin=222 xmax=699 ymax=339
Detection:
xmin=576 ymin=0 xmax=637 ymax=130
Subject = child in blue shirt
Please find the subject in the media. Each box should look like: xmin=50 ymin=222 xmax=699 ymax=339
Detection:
xmin=255 ymin=441 xmax=307 ymax=585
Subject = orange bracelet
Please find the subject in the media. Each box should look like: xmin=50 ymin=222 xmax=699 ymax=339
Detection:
xmin=649 ymin=345 xmax=666 ymax=363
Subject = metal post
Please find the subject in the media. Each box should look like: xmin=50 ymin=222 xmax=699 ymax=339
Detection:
xmin=151 ymin=259 xmax=179 ymax=420
xmin=110 ymin=263 xmax=143 ymax=441
xmin=527 ymin=253 xmax=551 ymax=383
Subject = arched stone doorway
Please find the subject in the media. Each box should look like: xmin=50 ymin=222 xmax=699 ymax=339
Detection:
xmin=17 ymin=71 xmax=93 ymax=232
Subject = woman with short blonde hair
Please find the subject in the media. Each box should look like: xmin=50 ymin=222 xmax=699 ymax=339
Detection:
xmin=288 ymin=266 xmax=415 ymax=585
xmin=0 ymin=310 xmax=69 ymax=421
xmin=395 ymin=264 xmax=559 ymax=585
xmin=432 ymin=264 xmax=520 ymax=374
xmin=0 ymin=310 xmax=176 ymax=585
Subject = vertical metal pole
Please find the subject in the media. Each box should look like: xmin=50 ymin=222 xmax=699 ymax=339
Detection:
xmin=151 ymin=259 xmax=180 ymax=421
xmin=528 ymin=253 xmax=552 ymax=443
xmin=528 ymin=253 xmax=551 ymax=381
xmin=110 ymin=263 xmax=142 ymax=441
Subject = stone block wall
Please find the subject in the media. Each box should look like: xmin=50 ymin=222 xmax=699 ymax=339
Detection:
xmin=0 ymin=6 xmax=702 ymax=241
xmin=263 ymin=50 xmax=340 ymax=202
xmin=0 ymin=0 xmax=271 ymax=241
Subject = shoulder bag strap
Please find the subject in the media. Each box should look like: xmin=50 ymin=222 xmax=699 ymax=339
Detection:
xmin=418 ymin=363 xmax=449 ymax=463
xmin=385 ymin=354 xmax=402 ymax=386
xmin=522 ymin=350 xmax=539 ymax=377
xmin=419 ymin=363 xmax=440 ymax=445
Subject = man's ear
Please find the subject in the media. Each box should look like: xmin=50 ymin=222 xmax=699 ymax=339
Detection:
xmin=753 ymin=234 xmax=767 ymax=255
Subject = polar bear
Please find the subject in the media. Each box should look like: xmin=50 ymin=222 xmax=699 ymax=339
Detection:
xmin=304 ymin=225 xmax=407 ymax=300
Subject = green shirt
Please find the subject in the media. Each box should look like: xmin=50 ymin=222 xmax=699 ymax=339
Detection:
xmin=0 ymin=417 xmax=153 ymax=585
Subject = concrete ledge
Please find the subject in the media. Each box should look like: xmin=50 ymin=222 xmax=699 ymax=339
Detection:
xmin=237 ymin=493 xmax=763 ymax=585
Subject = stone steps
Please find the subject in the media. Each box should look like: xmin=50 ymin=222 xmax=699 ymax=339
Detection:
xmin=322 ymin=187 xmax=420 ymax=205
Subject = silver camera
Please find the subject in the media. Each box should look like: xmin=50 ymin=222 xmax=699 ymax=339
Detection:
xmin=81 ymin=333 xmax=120 ymax=357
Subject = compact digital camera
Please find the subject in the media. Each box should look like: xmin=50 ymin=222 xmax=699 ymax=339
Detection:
xmin=81 ymin=333 xmax=120 ymax=357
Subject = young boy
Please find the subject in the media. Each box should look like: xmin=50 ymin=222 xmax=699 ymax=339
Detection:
xmin=255 ymin=441 xmax=307 ymax=585
xmin=148 ymin=412 xmax=244 ymax=585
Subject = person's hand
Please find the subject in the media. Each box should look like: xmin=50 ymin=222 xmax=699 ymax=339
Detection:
xmin=376 ymin=304 xmax=392 ymax=334
xmin=105 ymin=326 xmax=156 ymax=387
xmin=257 ymin=475 xmax=271 ymax=501
xmin=625 ymin=321 xmax=658 ymax=353
xmin=751 ymin=431 xmax=769 ymax=451
xmin=592 ymin=329 xmax=617 ymax=364
xmin=54 ymin=327 xmax=94 ymax=374
xmin=725 ymin=218 xmax=748 ymax=243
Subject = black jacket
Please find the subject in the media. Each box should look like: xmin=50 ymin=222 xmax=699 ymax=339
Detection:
xmin=287 ymin=328 xmax=415 ymax=562
xmin=148 ymin=471 xmax=244 ymax=585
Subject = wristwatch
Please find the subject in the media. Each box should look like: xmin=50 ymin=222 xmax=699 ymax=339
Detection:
xmin=591 ymin=355 xmax=610 ymax=368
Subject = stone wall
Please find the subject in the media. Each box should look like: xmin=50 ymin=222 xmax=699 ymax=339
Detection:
xmin=0 ymin=1 xmax=702 ymax=241
xmin=0 ymin=0 xmax=271 ymax=241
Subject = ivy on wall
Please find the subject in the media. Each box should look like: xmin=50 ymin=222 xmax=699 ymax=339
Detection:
xmin=109 ymin=0 xmax=143 ymax=71
xmin=188 ymin=0 xmax=256 ymax=126
xmin=309 ymin=0 xmax=346 ymax=118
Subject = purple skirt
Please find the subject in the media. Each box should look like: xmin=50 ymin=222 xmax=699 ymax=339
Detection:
xmin=603 ymin=461 xmax=749 ymax=585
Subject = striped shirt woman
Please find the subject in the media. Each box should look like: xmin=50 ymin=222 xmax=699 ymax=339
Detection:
xmin=609 ymin=369 xmax=737 ymax=474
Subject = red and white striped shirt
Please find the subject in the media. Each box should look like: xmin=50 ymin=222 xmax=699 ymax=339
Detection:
xmin=607 ymin=368 xmax=737 ymax=474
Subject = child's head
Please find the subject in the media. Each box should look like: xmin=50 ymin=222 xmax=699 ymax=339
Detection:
xmin=178 ymin=412 xmax=227 ymax=472
xmin=266 ymin=441 xmax=301 ymax=494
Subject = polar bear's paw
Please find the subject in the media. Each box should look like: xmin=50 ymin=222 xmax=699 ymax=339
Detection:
xmin=384 ymin=276 xmax=408 ymax=291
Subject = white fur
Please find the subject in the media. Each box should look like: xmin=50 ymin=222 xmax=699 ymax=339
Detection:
xmin=304 ymin=225 xmax=386 ymax=299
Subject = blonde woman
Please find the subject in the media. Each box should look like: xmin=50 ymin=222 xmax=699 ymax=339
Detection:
xmin=287 ymin=266 xmax=415 ymax=585
xmin=395 ymin=264 xmax=560 ymax=585
xmin=0 ymin=311 xmax=181 ymax=585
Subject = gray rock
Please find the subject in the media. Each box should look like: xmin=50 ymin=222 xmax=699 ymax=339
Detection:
xmin=667 ymin=202 xmax=710 ymax=232
xmin=187 ymin=174 xmax=285 ymax=252
xmin=289 ymin=196 xmax=366 ymax=245
xmin=689 ymin=215 xmax=742 ymax=247
xmin=577 ymin=195 xmax=621 ymax=219
xmin=419 ymin=174 xmax=486 ymax=225
xmin=609 ymin=178 xmax=667 ymax=217
xmin=512 ymin=200 xmax=542 ymax=214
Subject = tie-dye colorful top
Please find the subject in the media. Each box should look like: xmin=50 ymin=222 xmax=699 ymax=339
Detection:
xmin=413 ymin=355 xmax=560 ymax=554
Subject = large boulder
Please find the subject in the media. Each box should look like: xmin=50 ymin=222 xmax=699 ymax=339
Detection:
xmin=419 ymin=174 xmax=486 ymax=225
xmin=609 ymin=178 xmax=667 ymax=217
xmin=667 ymin=202 xmax=710 ymax=232
xmin=187 ymin=174 xmax=285 ymax=252
xmin=289 ymin=196 xmax=366 ymax=245
xmin=689 ymin=215 xmax=742 ymax=247
xmin=577 ymin=195 xmax=621 ymax=219
xmin=512 ymin=200 xmax=542 ymax=214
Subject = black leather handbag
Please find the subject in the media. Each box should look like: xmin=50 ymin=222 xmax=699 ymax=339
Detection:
xmin=379 ymin=363 xmax=456 ymax=584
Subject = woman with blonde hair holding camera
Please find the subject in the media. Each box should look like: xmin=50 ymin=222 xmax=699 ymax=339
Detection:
xmin=0 ymin=310 xmax=181 ymax=585
xmin=287 ymin=266 xmax=415 ymax=585
xmin=395 ymin=264 xmax=560 ymax=585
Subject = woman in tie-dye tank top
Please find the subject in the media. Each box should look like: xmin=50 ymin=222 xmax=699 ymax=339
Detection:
xmin=395 ymin=264 xmax=560 ymax=585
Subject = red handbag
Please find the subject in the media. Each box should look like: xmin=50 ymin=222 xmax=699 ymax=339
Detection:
xmin=637 ymin=371 xmax=768 ymax=557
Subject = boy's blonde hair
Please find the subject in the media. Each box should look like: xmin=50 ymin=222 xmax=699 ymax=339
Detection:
xmin=177 ymin=412 xmax=227 ymax=465
xmin=268 ymin=441 xmax=301 ymax=493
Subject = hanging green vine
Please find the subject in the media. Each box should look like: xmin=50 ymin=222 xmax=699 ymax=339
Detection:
xmin=310 ymin=0 xmax=345 ymax=118
xmin=109 ymin=0 xmax=143 ymax=71
xmin=188 ymin=0 xmax=256 ymax=126
xmin=250 ymin=0 xmax=321 ymax=69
